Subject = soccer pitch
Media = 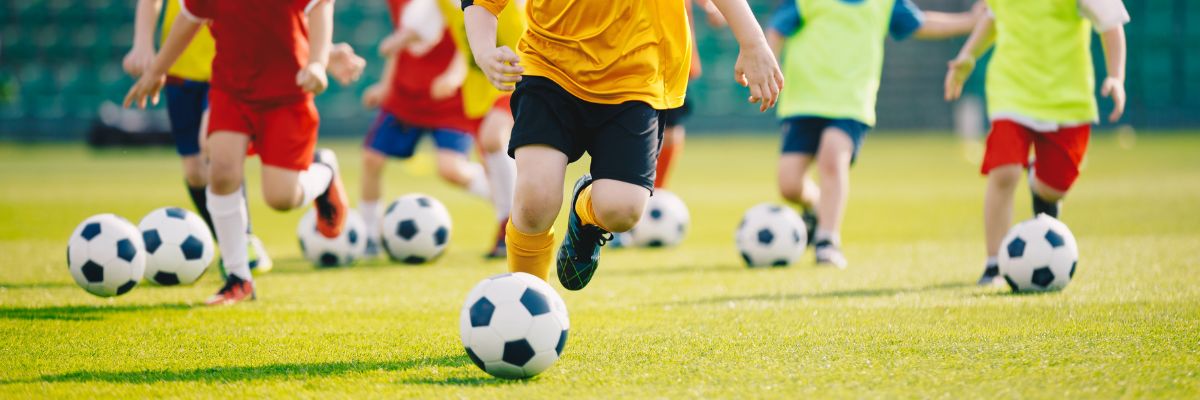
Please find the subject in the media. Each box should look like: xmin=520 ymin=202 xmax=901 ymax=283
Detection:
xmin=1 ymin=132 xmax=1197 ymax=398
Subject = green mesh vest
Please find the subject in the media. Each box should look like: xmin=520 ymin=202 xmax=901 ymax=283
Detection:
xmin=777 ymin=0 xmax=895 ymax=126
xmin=986 ymin=0 xmax=1098 ymax=123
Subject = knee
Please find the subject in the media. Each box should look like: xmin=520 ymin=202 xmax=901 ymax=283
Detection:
xmin=778 ymin=177 xmax=806 ymax=203
xmin=207 ymin=160 xmax=242 ymax=193
xmin=593 ymin=198 xmax=645 ymax=232
xmin=480 ymin=132 xmax=505 ymax=154
xmin=816 ymin=154 xmax=846 ymax=177
xmin=436 ymin=159 xmax=468 ymax=186
xmin=262 ymin=190 xmax=295 ymax=211
xmin=512 ymin=192 xmax=559 ymax=232
xmin=181 ymin=157 xmax=207 ymax=187
xmin=989 ymin=166 xmax=1023 ymax=189
xmin=362 ymin=151 xmax=386 ymax=173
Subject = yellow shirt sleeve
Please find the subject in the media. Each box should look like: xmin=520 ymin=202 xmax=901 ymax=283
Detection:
xmin=162 ymin=0 xmax=215 ymax=82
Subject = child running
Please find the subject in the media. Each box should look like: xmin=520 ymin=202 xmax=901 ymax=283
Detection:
xmin=944 ymin=0 xmax=1128 ymax=285
xmin=463 ymin=0 xmax=783 ymax=289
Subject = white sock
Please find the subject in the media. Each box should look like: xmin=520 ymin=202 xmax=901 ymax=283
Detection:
xmin=814 ymin=229 xmax=840 ymax=246
xmin=298 ymin=163 xmax=333 ymax=205
xmin=359 ymin=200 xmax=380 ymax=240
xmin=208 ymin=187 xmax=251 ymax=281
xmin=484 ymin=150 xmax=515 ymax=222
xmin=986 ymin=256 xmax=998 ymax=267
xmin=464 ymin=162 xmax=490 ymax=200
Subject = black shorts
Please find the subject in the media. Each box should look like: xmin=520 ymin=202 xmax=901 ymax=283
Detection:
xmin=780 ymin=116 xmax=871 ymax=163
xmin=661 ymin=97 xmax=691 ymax=128
xmin=508 ymin=76 xmax=664 ymax=191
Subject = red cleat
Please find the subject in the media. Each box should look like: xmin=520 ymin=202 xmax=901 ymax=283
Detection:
xmin=205 ymin=274 xmax=256 ymax=306
xmin=313 ymin=149 xmax=348 ymax=239
xmin=485 ymin=218 xmax=508 ymax=259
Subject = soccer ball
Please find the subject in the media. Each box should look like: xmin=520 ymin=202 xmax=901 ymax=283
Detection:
xmin=297 ymin=209 xmax=367 ymax=268
xmin=999 ymin=214 xmax=1079 ymax=292
xmin=627 ymin=190 xmax=689 ymax=248
xmin=380 ymin=194 xmax=452 ymax=264
xmin=735 ymin=203 xmax=807 ymax=267
xmin=138 ymin=207 xmax=214 ymax=285
xmin=67 ymin=214 xmax=146 ymax=297
xmin=460 ymin=272 xmax=569 ymax=379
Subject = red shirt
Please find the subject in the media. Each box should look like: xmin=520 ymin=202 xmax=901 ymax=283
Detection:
xmin=182 ymin=0 xmax=319 ymax=104
xmin=383 ymin=0 xmax=477 ymax=134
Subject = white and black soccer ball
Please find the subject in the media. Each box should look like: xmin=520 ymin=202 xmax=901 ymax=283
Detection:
xmin=999 ymin=214 xmax=1079 ymax=292
xmin=735 ymin=203 xmax=807 ymax=268
xmin=627 ymin=190 xmax=690 ymax=248
xmin=380 ymin=194 xmax=452 ymax=264
xmin=67 ymin=214 xmax=146 ymax=297
xmin=138 ymin=207 xmax=214 ymax=285
xmin=460 ymin=272 xmax=569 ymax=379
xmin=297 ymin=208 xmax=367 ymax=268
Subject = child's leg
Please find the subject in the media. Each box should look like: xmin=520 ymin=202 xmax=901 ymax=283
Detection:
xmin=360 ymin=149 xmax=387 ymax=240
xmin=1029 ymin=124 xmax=1091 ymax=218
xmin=432 ymin=130 xmax=490 ymax=199
xmin=507 ymin=145 xmax=568 ymax=280
xmin=206 ymin=132 xmax=252 ymax=280
xmin=480 ymin=107 xmax=517 ymax=258
xmin=778 ymin=154 xmax=818 ymax=210
xmin=984 ymin=165 xmax=1024 ymax=258
xmin=813 ymin=126 xmax=854 ymax=245
xmin=580 ymin=179 xmax=650 ymax=233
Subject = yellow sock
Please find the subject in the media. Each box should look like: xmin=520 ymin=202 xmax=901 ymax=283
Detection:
xmin=573 ymin=184 xmax=609 ymax=230
xmin=505 ymin=220 xmax=555 ymax=281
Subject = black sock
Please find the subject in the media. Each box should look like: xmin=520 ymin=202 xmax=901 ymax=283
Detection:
xmin=1031 ymin=192 xmax=1060 ymax=218
xmin=187 ymin=184 xmax=216 ymax=233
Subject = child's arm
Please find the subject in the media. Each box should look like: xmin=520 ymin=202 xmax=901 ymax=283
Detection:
xmin=708 ymin=0 xmax=784 ymax=112
xmin=913 ymin=10 xmax=982 ymax=40
xmin=362 ymin=55 xmax=397 ymax=108
xmin=297 ymin=0 xmax=333 ymax=94
xmin=124 ymin=13 xmax=202 ymax=108
xmin=463 ymin=4 xmax=524 ymax=91
xmin=1099 ymin=27 xmax=1126 ymax=122
xmin=431 ymin=50 xmax=468 ymax=100
xmin=328 ymin=42 xmax=367 ymax=86
xmin=122 ymin=0 xmax=162 ymax=77
xmin=943 ymin=14 xmax=995 ymax=101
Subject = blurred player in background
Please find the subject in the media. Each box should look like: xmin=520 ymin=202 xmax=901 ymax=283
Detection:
xmin=125 ymin=0 xmax=359 ymax=306
xmin=463 ymin=0 xmax=783 ymax=290
xmin=123 ymin=0 xmax=365 ymax=274
xmin=944 ymin=0 xmax=1128 ymax=285
xmin=358 ymin=0 xmax=498 ymax=259
xmin=767 ymin=0 xmax=982 ymax=269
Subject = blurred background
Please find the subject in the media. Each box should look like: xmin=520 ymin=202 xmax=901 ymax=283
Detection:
xmin=0 ymin=0 xmax=1196 ymax=142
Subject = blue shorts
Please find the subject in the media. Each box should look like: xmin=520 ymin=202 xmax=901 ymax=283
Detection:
xmin=364 ymin=111 xmax=473 ymax=158
xmin=164 ymin=79 xmax=210 ymax=156
xmin=780 ymin=116 xmax=871 ymax=162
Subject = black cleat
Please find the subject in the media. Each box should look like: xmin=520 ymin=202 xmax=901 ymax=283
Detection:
xmin=555 ymin=175 xmax=612 ymax=290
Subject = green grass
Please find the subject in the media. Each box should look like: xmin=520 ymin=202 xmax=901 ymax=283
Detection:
xmin=1 ymin=132 xmax=1198 ymax=398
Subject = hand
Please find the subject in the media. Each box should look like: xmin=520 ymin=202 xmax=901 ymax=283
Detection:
xmin=122 ymin=45 xmax=156 ymax=77
xmin=944 ymin=54 xmax=976 ymax=101
xmin=296 ymin=62 xmax=329 ymax=94
xmin=734 ymin=42 xmax=783 ymax=112
xmin=1101 ymin=76 xmax=1125 ymax=123
xmin=476 ymin=46 xmax=524 ymax=91
xmin=362 ymin=83 xmax=388 ymax=108
xmin=430 ymin=72 xmax=462 ymax=100
xmin=122 ymin=72 xmax=166 ymax=109
xmin=328 ymin=43 xmax=366 ymax=85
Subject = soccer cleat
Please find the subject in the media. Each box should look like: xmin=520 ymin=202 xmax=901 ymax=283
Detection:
xmin=364 ymin=237 xmax=381 ymax=258
xmin=556 ymin=174 xmax=612 ymax=291
xmin=977 ymin=262 xmax=1001 ymax=286
xmin=204 ymin=274 xmax=256 ymax=306
xmin=485 ymin=218 xmax=508 ymax=259
xmin=800 ymin=210 xmax=818 ymax=247
xmin=814 ymin=240 xmax=847 ymax=269
xmin=1027 ymin=162 xmax=1061 ymax=218
xmin=313 ymin=149 xmax=349 ymax=239
xmin=248 ymin=234 xmax=273 ymax=274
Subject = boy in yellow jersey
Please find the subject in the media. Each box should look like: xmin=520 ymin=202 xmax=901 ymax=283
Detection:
xmin=463 ymin=0 xmax=783 ymax=289
xmin=944 ymin=0 xmax=1128 ymax=286
xmin=123 ymin=0 xmax=365 ymax=274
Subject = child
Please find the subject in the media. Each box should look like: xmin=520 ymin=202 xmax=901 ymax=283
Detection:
xmin=124 ymin=0 xmax=351 ymax=306
xmin=463 ymin=0 xmax=783 ymax=289
xmin=122 ymin=0 xmax=272 ymax=274
xmin=944 ymin=0 xmax=1128 ymax=285
xmin=767 ymin=0 xmax=981 ymax=268
xmin=358 ymin=0 xmax=498 ymax=258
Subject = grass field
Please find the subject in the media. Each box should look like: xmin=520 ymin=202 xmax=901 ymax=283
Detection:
xmin=1 ymin=132 xmax=1198 ymax=398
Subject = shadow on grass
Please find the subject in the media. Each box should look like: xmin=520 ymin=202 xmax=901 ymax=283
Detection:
xmin=663 ymin=282 xmax=975 ymax=306
xmin=0 ymin=303 xmax=196 ymax=321
xmin=7 ymin=356 xmax=469 ymax=385
xmin=604 ymin=262 xmax=735 ymax=278
xmin=400 ymin=375 xmax=529 ymax=387
xmin=0 ymin=282 xmax=77 ymax=289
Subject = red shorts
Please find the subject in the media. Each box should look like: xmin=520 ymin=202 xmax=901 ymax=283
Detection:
xmin=492 ymin=94 xmax=513 ymax=117
xmin=981 ymin=120 xmax=1090 ymax=192
xmin=207 ymin=88 xmax=319 ymax=171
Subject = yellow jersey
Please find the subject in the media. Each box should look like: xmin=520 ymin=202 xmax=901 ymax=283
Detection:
xmin=439 ymin=0 xmax=526 ymax=118
xmin=162 ymin=0 xmax=215 ymax=82
xmin=472 ymin=0 xmax=690 ymax=110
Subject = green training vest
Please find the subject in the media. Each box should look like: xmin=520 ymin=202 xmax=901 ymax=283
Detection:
xmin=986 ymin=0 xmax=1098 ymax=123
xmin=778 ymin=0 xmax=895 ymax=126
